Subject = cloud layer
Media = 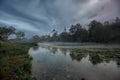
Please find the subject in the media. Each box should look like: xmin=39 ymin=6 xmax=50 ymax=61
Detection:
xmin=0 ymin=0 xmax=120 ymax=36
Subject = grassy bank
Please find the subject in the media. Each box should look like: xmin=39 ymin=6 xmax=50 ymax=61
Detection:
xmin=0 ymin=42 xmax=36 ymax=80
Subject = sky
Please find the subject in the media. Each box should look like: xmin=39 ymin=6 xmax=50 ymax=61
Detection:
xmin=0 ymin=0 xmax=120 ymax=37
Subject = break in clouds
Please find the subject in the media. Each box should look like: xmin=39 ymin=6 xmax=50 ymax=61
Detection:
xmin=0 ymin=0 xmax=120 ymax=36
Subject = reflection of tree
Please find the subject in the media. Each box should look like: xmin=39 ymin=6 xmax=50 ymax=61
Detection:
xmin=38 ymin=46 xmax=120 ymax=66
xmin=32 ymin=46 xmax=39 ymax=50
xmin=117 ymin=60 xmax=120 ymax=67
xmin=43 ymin=46 xmax=51 ymax=51
xmin=89 ymin=54 xmax=103 ymax=65
xmin=40 ymin=46 xmax=58 ymax=54
xmin=49 ymin=47 xmax=58 ymax=54
xmin=69 ymin=49 xmax=87 ymax=62
xmin=59 ymin=48 xmax=68 ymax=55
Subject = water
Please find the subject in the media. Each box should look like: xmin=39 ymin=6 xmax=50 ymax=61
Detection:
xmin=29 ymin=44 xmax=120 ymax=80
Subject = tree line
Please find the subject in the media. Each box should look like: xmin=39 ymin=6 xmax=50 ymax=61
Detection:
xmin=0 ymin=17 xmax=120 ymax=43
xmin=0 ymin=26 xmax=25 ymax=41
xmin=31 ymin=17 xmax=120 ymax=43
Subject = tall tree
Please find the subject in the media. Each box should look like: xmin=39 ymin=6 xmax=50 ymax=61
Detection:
xmin=69 ymin=23 xmax=88 ymax=42
xmin=59 ymin=32 xmax=71 ymax=42
xmin=0 ymin=26 xmax=16 ymax=41
xmin=51 ymin=32 xmax=58 ymax=41
xmin=88 ymin=20 xmax=103 ymax=42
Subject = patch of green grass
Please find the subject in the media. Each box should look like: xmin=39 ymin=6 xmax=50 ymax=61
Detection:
xmin=0 ymin=42 xmax=36 ymax=80
xmin=69 ymin=48 xmax=120 ymax=65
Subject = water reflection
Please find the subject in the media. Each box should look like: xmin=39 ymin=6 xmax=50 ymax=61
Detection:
xmin=29 ymin=45 xmax=120 ymax=80
xmin=32 ymin=46 xmax=39 ymax=50
xmin=70 ymin=51 xmax=87 ymax=62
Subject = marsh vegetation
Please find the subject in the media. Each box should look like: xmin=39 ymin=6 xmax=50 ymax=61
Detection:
xmin=29 ymin=43 xmax=120 ymax=80
xmin=0 ymin=42 xmax=36 ymax=80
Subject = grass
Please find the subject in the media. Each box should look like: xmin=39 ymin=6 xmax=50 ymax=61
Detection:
xmin=0 ymin=42 xmax=36 ymax=80
xmin=68 ymin=48 xmax=120 ymax=65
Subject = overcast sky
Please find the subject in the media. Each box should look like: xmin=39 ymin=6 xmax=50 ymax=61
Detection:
xmin=0 ymin=0 xmax=120 ymax=36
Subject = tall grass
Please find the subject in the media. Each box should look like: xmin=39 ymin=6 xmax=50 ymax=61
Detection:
xmin=0 ymin=42 xmax=36 ymax=80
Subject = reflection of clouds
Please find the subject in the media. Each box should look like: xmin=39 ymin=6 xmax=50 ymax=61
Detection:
xmin=29 ymin=46 xmax=120 ymax=80
xmin=58 ymin=48 xmax=69 ymax=56
xmin=30 ymin=45 xmax=120 ymax=66
xmin=40 ymin=46 xmax=58 ymax=54
xmin=49 ymin=47 xmax=58 ymax=54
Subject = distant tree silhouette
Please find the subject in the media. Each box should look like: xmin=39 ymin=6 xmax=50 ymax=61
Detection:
xmin=51 ymin=32 xmax=58 ymax=41
xmin=31 ymin=35 xmax=40 ymax=42
xmin=59 ymin=32 xmax=71 ymax=42
xmin=32 ymin=17 xmax=120 ymax=43
xmin=16 ymin=31 xmax=25 ymax=40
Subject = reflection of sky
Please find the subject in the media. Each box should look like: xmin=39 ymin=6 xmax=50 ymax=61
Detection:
xmin=0 ymin=0 xmax=120 ymax=36
xmin=29 ymin=46 xmax=120 ymax=80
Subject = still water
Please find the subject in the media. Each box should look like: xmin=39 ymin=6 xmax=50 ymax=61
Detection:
xmin=29 ymin=44 xmax=120 ymax=80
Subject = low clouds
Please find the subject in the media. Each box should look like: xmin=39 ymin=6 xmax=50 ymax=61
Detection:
xmin=0 ymin=0 xmax=120 ymax=36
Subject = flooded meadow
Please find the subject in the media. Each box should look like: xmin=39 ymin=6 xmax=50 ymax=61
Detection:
xmin=29 ymin=43 xmax=120 ymax=80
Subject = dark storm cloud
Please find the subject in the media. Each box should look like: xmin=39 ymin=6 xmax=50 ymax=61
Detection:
xmin=114 ymin=0 xmax=120 ymax=13
xmin=0 ymin=0 xmax=120 ymax=36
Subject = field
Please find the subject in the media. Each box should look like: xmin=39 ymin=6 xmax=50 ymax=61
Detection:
xmin=0 ymin=42 xmax=36 ymax=80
